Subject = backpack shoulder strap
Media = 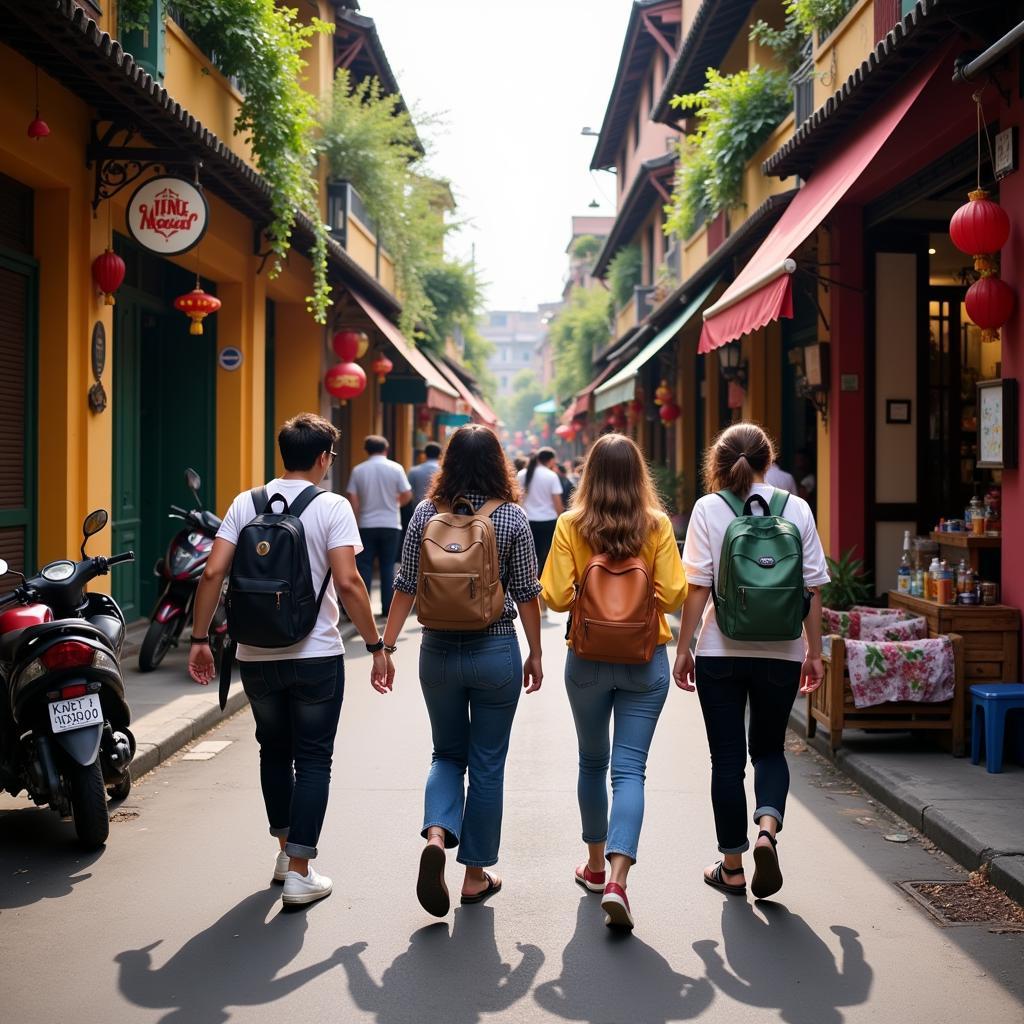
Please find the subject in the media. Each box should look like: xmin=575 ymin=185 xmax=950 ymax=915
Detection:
xmin=477 ymin=499 xmax=505 ymax=519
xmin=251 ymin=487 xmax=270 ymax=516
xmin=287 ymin=485 xmax=326 ymax=519
xmin=716 ymin=490 xmax=745 ymax=517
xmin=432 ymin=499 xmax=450 ymax=514
xmin=768 ymin=487 xmax=791 ymax=517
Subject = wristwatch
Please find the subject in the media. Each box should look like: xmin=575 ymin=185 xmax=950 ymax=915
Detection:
xmin=365 ymin=637 xmax=385 ymax=653
xmin=189 ymin=635 xmax=210 ymax=646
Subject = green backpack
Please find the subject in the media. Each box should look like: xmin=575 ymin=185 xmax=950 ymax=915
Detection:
xmin=712 ymin=488 xmax=808 ymax=642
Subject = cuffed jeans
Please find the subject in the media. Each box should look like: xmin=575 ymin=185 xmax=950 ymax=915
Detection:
xmin=695 ymin=656 xmax=801 ymax=854
xmin=419 ymin=632 xmax=523 ymax=867
xmin=239 ymin=655 xmax=345 ymax=859
xmin=565 ymin=646 xmax=670 ymax=862
xmin=356 ymin=527 xmax=402 ymax=615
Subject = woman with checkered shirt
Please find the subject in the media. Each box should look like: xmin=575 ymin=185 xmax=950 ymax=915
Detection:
xmin=382 ymin=425 xmax=544 ymax=918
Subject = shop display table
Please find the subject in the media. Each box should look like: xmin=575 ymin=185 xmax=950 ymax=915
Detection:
xmin=929 ymin=531 xmax=1001 ymax=574
xmin=887 ymin=591 xmax=1020 ymax=684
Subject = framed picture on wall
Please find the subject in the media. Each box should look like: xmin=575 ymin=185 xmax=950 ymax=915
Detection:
xmin=885 ymin=399 xmax=912 ymax=424
xmin=977 ymin=378 xmax=1019 ymax=469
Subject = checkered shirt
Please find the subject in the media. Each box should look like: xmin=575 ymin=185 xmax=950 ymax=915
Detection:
xmin=394 ymin=492 xmax=542 ymax=635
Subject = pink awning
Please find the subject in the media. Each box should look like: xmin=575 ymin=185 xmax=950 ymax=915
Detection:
xmin=699 ymin=48 xmax=943 ymax=354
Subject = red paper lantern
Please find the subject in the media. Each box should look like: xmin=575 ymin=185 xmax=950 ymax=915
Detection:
xmin=27 ymin=116 xmax=50 ymax=140
xmin=92 ymin=248 xmax=126 ymax=306
xmin=325 ymin=361 xmax=367 ymax=403
xmin=949 ymin=189 xmax=1011 ymax=257
xmin=370 ymin=351 xmax=394 ymax=383
xmin=965 ymin=274 xmax=1015 ymax=343
xmin=555 ymin=423 xmax=573 ymax=440
xmin=173 ymin=286 xmax=221 ymax=335
xmin=332 ymin=329 xmax=369 ymax=362
xmin=654 ymin=379 xmax=673 ymax=406
xmin=659 ymin=401 xmax=681 ymax=425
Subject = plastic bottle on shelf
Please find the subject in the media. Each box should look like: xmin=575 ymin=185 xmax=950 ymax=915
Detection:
xmin=926 ymin=556 xmax=942 ymax=601
xmin=897 ymin=530 xmax=912 ymax=594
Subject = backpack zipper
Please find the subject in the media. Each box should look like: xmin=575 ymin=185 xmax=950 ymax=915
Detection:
xmin=276 ymin=592 xmax=281 ymax=610
xmin=740 ymin=587 xmax=747 ymax=610
xmin=469 ymin=578 xmax=476 ymax=599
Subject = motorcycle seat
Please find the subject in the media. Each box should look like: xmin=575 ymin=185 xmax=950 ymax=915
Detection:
xmin=89 ymin=614 xmax=124 ymax=651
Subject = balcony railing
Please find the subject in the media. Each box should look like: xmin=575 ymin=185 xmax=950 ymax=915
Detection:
xmin=792 ymin=37 xmax=815 ymax=127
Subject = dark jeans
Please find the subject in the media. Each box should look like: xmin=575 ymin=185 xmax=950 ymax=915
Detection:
xmin=357 ymin=527 xmax=402 ymax=615
xmin=695 ymin=656 xmax=801 ymax=854
xmin=529 ymin=519 xmax=557 ymax=576
xmin=419 ymin=632 xmax=523 ymax=867
xmin=239 ymin=655 xmax=345 ymax=859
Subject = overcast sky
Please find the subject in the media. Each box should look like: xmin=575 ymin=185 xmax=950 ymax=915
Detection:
xmin=367 ymin=0 xmax=627 ymax=312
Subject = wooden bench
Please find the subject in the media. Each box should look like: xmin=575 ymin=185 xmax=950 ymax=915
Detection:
xmin=807 ymin=634 xmax=966 ymax=756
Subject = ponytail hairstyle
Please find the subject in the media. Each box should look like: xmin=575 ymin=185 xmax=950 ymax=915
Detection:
xmin=524 ymin=446 xmax=556 ymax=493
xmin=702 ymin=422 xmax=775 ymax=498
xmin=570 ymin=434 xmax=662 ymax=559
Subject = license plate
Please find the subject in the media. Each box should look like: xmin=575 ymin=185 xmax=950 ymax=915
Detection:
xmin=48 ymin=693 xmax=102 ymax=734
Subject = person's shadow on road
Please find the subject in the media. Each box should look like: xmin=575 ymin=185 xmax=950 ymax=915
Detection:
xmin=694 ymin=899 xmax=873 ymax=1024
xmin=336 ymin=905 xmax=543 ymax=1024
xmin=533 ymin=894 xmax=714 ymax=1023
xmin=115 ymin=887 xmax=344 ymax=1024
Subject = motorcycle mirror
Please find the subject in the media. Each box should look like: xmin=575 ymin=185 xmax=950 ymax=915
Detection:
xmin=81 ymin=509 xmax=109 ymax=557
xmin=0 ymin=559 xmax=8 ymax=577
xmin=185 ymin=468 xmax=202 ymax=507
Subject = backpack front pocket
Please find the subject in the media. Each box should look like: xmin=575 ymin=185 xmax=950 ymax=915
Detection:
xmin=228 ymin=577 xmax=297 ymax=647
xmin=420 ymin=573 xmax=482 ymax=626
xmin=730 ymin=586 xmax=804 ymax=641
xmin=579 ymin=618 xmax=654 ymax=664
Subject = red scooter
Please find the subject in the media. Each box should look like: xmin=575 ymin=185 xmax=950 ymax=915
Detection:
xmin=138 ymin=468 xmax=227 ymax=672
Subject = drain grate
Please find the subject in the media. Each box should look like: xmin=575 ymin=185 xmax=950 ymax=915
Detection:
xmin=898 ymin=878 xmax=1024 ymax=930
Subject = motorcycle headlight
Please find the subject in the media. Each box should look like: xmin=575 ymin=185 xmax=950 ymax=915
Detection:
xmin=14 ymin=658 xmax=46 ymax=690
xmin=169 ymin=547 xmax=193 ymax=574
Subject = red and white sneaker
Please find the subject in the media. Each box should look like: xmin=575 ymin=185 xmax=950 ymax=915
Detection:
xmin=601 ymin=882 xmax=634 ymax=930
xmin=575 ymin=863 xmax=606 ymax=893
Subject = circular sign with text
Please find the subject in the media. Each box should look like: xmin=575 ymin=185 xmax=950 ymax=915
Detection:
xmin=126 ymin=175 xmax=209 ymax=256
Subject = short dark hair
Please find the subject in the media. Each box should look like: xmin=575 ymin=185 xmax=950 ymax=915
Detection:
xmin=278 ymin=413 xmax=339 ymax=471
xmin=424 ymin=442 xmax=442 ymax=460
xmin=364 ymin=435 xmax=389 ymax=455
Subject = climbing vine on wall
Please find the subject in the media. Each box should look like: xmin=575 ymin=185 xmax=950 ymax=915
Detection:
xmin=117 ymin=1 xmax=333 ymax=321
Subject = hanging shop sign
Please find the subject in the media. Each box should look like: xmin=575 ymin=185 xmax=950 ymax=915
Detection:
xmin=126 ymin=176 xmax=209 ymax=256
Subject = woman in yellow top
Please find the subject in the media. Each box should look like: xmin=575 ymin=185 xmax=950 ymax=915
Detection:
xmin=541 ymin=434 xmax=686 ymax=929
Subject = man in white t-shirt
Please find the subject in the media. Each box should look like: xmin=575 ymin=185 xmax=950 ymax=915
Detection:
xmin=517 ymin=447 xmax=564 ymax=621
xmin=764 ymin=462 xmax=798 ymax=495
xmin=188 ymin=413 xmax=392 ymax=908
xmin=346 ymin=435 xmax=413 ymax=619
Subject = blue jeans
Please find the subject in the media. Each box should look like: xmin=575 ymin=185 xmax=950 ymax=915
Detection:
xmin=238 ymin=655 xmax=345 ymax=859
xmin=419 ymin=632 xmax=523 ymax=867
xmin=356 ymin=527 xmax=402 ymax=615
xmin=564 ymin=646 xmax=670 ymax=862
xmin=695 ymin=656 xmax=801 ymax=854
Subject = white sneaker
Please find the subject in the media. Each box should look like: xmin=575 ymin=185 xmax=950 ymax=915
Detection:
xmin=282 ymin=866 xmax=333 ymax=906
xmin=273 ymin=850 xmax=290 ymax=883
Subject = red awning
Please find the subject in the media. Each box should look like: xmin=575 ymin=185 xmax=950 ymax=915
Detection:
xmin=562 ymin=359 xmax=625 ymax=423
xmin=349 ymin=290 xmax=459 ymax=412
xmin=699 ymin=48 xmax=943 ymax=354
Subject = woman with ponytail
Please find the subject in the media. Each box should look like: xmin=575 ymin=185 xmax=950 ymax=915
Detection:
xmin=517 ymin=447 xmax=563 ymax=621
xmin=673 ymin=423 xmax=829 ymax=900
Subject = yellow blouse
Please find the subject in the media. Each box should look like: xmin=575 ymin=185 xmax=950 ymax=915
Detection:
xmin=540 ymin=510 xmax=687 ymax=645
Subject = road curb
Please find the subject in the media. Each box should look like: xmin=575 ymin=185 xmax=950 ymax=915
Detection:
xmin=130 ymin=686 xmax=249 ymax=779
xmin=788 ymin=704 xmax=1024 ymax=906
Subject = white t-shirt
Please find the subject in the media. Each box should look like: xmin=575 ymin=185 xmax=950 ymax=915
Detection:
xmin=346 ymin=455 xmax=412 ymax=529
xmin=765 ymin=464 xmax=798 ymax=495
xmin=517 ymin=464 xmax=562 ymax=522
xmin=682 ymin=484 xmax=830 ymax=662
xmin=217 ymin=479 xmax=363 ymax=662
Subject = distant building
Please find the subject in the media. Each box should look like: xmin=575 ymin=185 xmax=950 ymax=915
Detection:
xmin=480 ymin=309 xmax=546 ymax=397
xmin=565 ymin=215 xmax=615 ymax=298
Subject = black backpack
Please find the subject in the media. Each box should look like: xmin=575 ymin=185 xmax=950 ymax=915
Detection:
xmin=225 ymin=486 xmax=331 ymax=649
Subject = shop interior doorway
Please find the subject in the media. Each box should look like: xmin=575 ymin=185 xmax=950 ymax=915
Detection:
xmin=111 ymin=236 xmax=217 ymax=621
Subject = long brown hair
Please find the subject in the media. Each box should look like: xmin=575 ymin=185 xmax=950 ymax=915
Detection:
xmin=570 ymin=434 xmax=662 ymax=559
xmin=702 ymin=422 xmax=774 ymax=497
xmin=429 ymin=424 xmax=520 ymax=505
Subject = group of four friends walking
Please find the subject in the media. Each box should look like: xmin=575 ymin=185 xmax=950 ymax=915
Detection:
xmin=187 ymin=414 xmax=828 ymax=929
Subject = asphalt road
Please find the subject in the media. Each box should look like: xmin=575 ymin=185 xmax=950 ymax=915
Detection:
xmin=1 ymin=614 xmax=1022 ymax=1024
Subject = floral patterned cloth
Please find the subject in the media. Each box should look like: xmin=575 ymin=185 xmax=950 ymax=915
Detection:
xmin=862 ymin=616 xmax=928 ymax=642
xmin=821 ymin=607 xmax=914 ymax=639
xmin=844 ymin=638 xmax=955 ymax=708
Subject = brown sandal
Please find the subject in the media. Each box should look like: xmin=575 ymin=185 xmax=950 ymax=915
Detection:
xmin=751 ymin=830 xmax=783 ymax=900
xmin=416 ymin=843 xmax=450 ymax=918
xmin=460 ymin=871 xmax=502 ymax=905
xmin=704 ymin=861 xmax=746 ymax=896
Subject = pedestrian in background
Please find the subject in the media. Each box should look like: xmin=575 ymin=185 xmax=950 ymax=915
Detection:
xmin=765 ymin=459 xmax=798 ymax=496
xmin=673 ymin=423 xmax=828 ymax=900
xmin=513 ymin=455 xmax=527 ymax=473
xmin=541 ymin=434 xmax=686 ymax=930
xmin=346 ymin=435 xmax=412 ymax=620
xmin=517 ymin=447 xmax=563 ymax=623
xmin=408 ymin=441 xmax=442 ymax=505
xmin=188 ymin=413 xmax=390 ymax=907
xmin=383 ymin=424 xmax=544 ymax=918
xmin=556 ymin=460 xmax=576 ymax=505
xmin=570 ymin=457 xmax=585 ymax=487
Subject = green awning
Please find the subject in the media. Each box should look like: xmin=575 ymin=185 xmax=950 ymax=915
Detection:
xmin=532 ymin=398 xmax=557 ymax=414
xmin=594 ymin=278 xmax=718 ymax=412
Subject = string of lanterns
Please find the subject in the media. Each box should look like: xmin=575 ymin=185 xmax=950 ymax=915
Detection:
xmin=323 ymin=328 xmax=394 ymax=403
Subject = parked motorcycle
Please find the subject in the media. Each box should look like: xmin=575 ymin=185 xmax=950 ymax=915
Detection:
xmin=138 ymin=467 xmax=226 ymax=672
xmin=0 ymin=510 xmax=135 ymax=849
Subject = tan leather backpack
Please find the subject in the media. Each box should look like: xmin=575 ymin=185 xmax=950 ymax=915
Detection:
xmin=569 ymin=553 xmax=658 ymax=664
xmin=416 ymin=497 xmax=506 ymax=630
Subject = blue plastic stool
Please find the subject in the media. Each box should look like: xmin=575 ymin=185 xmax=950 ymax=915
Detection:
xmin=970 ymin=683 xmax=1024 ymax=773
